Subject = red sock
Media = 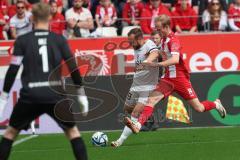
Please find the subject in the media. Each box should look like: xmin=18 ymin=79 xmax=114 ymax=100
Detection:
xmin=202 ymin=101 xmax=216 ymax=111
xmin=138 ymin=106 xmax=154 ymax=125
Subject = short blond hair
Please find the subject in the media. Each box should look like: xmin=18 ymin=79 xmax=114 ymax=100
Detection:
xmin=155 ymin=14 xmax=171 ymax=28
xmin=32 ymin=2 xmax=50 ymax=22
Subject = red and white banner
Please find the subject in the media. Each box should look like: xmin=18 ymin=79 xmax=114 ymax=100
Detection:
xmin=0 ymin=33 xmax=240 ymax=76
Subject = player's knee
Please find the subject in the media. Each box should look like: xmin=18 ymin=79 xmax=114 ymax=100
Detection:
xmin=65 ymin=126 xmax=81 ymax=140
xmin=4 ymin=127 xmax=19 ymax=140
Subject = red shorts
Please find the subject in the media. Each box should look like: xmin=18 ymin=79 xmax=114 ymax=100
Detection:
xmin=155 ymin=77 xmax=197 ymax=100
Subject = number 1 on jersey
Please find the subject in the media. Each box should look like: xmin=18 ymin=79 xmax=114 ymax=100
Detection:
xmin=39 ymin=45 xmax=49 ymax=73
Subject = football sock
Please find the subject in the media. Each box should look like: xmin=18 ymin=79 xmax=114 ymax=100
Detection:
xmin=202 ymin=101 xmax=216 ymax=111
xmin=70 ymin=137 xmax=88 ymax=160
xmin=31 ymin=121 xmax=36 ymax=134
xmin=0 ymin=137 xmax=14 ymax=160
xmin=118 ymin=126 xmax=132 ymax=144
xmin=138 ymin=106 xmax=154 ymax=125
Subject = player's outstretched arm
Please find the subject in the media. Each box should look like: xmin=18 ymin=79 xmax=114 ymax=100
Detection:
xmin=0 ymin=38 xmax=23 ymax=118
xmin=143 ymin=54 xmax=179 ymax=67
xmin=0 ymin=62 xmax=21 ymax=118
xmin=157 ymin=54 xmax=179 ymax=67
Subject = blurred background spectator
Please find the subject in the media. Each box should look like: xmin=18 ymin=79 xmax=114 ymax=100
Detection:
xmin=172 ymin=0 xmax=198 ymax=33
xmin=0 ymin=0 xmax=239 ymax=40
xmin=44 ymin=0 xmax=63 ymax=13
xmin=0 ymin=12 xmax=6 ymax=40
xmin=9 ymin=1 xmax=32 ymax=39
xmin=202 ymin=0 xmax=228 ymax=31
xmin=0 ymin=0 xmax=8 ymax=16
xmin=228 ymin=0 xmax=240 ymax=31
xmin=49 ymin=0 xmax=66 ymax=35
xmin=122 ymin=0 xmax=144 ymax=27
xmin=65 ymin=0 xmax=93 ymax=38
xmin=95 ymin=0 xmax=117 ymax=28
xmin=8 ymin=0 xmax=32 ymax=19
xmin=140 ymin=0 xmax=171 ymax=34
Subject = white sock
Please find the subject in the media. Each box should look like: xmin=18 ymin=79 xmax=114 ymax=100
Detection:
xmin=118 ymin=126 xmax=132 ymax=144
xmin=31 ymin=121 xmax=36 ymax=134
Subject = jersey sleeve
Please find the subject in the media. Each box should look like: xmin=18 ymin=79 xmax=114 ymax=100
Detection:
xmin=9 ymin=17 xmax=16 ymax=28
xmin=228 ymin=7 xmax=234 ymax=19
xmin=59 ymin=36 xmax=82 ymax=87
xmin=11 ymin=37 xmax=24 ymax=65
xmin=170 ymin=38 xmax=181 ymax=55
xmin=146 ymin=40 xmax=158 ymax=54
xmin=95 ymin=5 xmax=100 ymax=18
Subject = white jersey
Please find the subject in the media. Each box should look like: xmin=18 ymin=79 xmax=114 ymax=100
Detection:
xmin=131 ymin=39 xmax=159 ymax=92
xmin=10 ymin=11 xmax=32 ymax=37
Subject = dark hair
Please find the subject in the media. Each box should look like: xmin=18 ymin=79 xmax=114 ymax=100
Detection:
xmin=207 ymin=0 xmax=222 ymax=16
xmin=49 ymin=0 xmax=57 ymax=5
xmin=127 ymin=28 xmax=143 ymax=39
xmin=32 ymin=2 xmax=50 ymax=22
xmin=151 ymin=30 xmax=161 ymax=36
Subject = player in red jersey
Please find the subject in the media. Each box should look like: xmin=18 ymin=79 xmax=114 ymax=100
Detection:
xmin=125 ymin=14 xmax=227 ymax=134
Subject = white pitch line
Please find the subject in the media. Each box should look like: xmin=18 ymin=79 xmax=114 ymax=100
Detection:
xmin=13 ymin=135 xmax=39 ymax=147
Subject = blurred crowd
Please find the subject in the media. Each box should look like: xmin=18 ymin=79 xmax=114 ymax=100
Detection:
xmin=0 ymin=0 xmax=240 ymax=40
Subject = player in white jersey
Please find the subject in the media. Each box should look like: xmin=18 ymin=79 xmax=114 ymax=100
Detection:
xmin=125 ymin=15 xmax=227 ymax=134
xmin=111 ymin=28 xmax=160 ymax=147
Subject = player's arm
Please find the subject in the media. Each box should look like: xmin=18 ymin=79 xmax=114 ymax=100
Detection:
xmin=0 ymin=38 xmax=23 ymax=118
xmin=143 ymin=40 xmax=180 ymax=67
xmin=143 ymin=49 xmax=159 ymax=63
xmin=60 ymin=37 xmax=82 ymax=87
xmin=157 ymin=54 xmax=179 ymax=67
xmin=60 ymin=36 xmax=89 ymax=115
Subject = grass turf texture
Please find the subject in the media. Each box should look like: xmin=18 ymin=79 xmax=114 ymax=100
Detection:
xmin=9 ymin=127 xmax=240 ymax=160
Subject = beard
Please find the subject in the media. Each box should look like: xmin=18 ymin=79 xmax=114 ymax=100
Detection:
xmin=74 ymin=3 xmax=82 ymax=9
xmin=133 ymin=44 xmax=141 ymax=50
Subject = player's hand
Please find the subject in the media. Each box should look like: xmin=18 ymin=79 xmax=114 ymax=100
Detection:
xmin=77 ymin=87 xmax=89 ymax=117
xmin=0 ymin=92 xmax=8 ymax=119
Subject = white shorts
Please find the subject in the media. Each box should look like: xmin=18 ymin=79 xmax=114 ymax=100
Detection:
xmin=124 ymin=90 xmax=151 ymax=106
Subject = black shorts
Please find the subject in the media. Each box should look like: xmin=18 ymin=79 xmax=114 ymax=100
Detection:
xmin=9 ymin=100 xmax=76 ymax=131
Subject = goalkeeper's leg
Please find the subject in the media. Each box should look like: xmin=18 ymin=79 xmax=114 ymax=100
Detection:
xmin=64 ymin=126 xmax=88 ymax=160
xmin=0 ymin=127 xmax=20 ymax=160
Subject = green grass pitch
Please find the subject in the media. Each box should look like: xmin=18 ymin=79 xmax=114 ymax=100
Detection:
xmin=9 ymin=127 xmax=240 ymax=160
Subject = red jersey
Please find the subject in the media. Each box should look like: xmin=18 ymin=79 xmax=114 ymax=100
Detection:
xmin=122 ymin=2 xmax=144 ymax=24
xmin=172 ymin=3 xmax=197 ymax=31
xmin=50 ymin=13 xmax=65 ymax=35
xmin=160 ymin=32 xmax=189 ymax=78
xmin=228 ymin=5 xmax=240 ymax=28
xmin=95 ymin=4 xmax=117 ymax=26
xmin=140 ymin=4 xmax=171 ymax=34
xmin=0 ymin=12 xmax=4 ymax=40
